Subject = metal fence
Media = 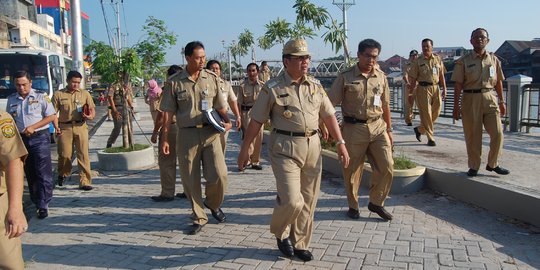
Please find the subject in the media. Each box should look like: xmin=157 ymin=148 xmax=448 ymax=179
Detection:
xmin=520 ymin=83 xmax=540 ymax=131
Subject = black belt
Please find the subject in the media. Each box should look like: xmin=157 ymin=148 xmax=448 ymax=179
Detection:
xmin=21 ymin=129 xmax=49 ymax=137
xmin=273 ymin=128 xmax=317 ymax=137
xmin=60 ymin=120 xmax=84 ymax=124
xmin=183 ymin=123 xmax=209 ymax=129
xmin=418 ymin=81 xmax=434 ymax=86
xmin=463 ymin=89 xmax=492 ymax=93
xmin=241 ymin=105 xmax=253 ymax=111
xmin=343 ymin=116 xmax=380 ymax=124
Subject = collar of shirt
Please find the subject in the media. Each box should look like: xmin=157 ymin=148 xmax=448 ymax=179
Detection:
xmin=283 ymin=72 xmax=309 ymax=86
xmin=15 ymin=88 xmax=38 ymax=100
xmin=474 ymin=50 xmax=489 ymax=59
xmin=353 ymin=64 xmax=379 ymax=79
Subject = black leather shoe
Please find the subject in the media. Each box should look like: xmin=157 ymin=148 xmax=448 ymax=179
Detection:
xmin=151 ymin=195 xmax=174 ymax=202
xmin=486 ymin=165 xmax=510 ymax=175
xmin=368 ymin=202 xmax=393 ymax=221
xmin=37 ymin=208 xmax=48 ymax=219
xmin=204 ymin=201 xmax=226 ymax=223
xmin=57 ymin=176 xmax=65 ymax=187
xmin=406 ymin=122 xmax=412 ymax=126
xmin=79 ymin=185 xmax=93 ymax=191
xmin=188 ymin=224 xmax=204 ymax=235
xmin=467 ymin=169 xmax=478 ymax=177
xmin=414 ymin=127 xmax=421 ymax=142
xmin=294 ymin=249 xmax=314 ymax=262
xmin=276 ymin=238 xmax=294 ymax=257
xmin=175 ymin=192 xmax=187 ymax=198
xmin=347 ymin=208 xmax=359 ymax=219
xmin=427 ymin=140 xmax=436 ymax=146
xmin=251 ymin=164 xmax=263 ymax=170
xmin=106 ymin=143 xmax=112 ymax=148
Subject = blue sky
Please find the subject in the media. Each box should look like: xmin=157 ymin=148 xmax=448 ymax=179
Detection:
xmin=81 ymin=0 xmax=540 ymax=65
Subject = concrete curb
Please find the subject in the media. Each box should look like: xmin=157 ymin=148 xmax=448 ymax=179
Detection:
xmin=97 ymin=145 xmax=156 ymax=171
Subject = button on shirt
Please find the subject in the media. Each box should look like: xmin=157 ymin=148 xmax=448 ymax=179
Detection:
xmin=250 ymin=72 xmax=335 ymax=132
xmin=408 ymin=54 xmax=443 ymax=84
xmin=52 ymin=88 xmax=95 ymax=123
xmin=238 ymin=78 xmax=263 ymax=107
xmin=328 ymin=65 xmax=390 ymax=121
xmin=6 ymin=89 xmax=56 ymax=133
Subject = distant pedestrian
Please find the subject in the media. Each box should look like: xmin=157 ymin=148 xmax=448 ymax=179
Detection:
xmin=403 ymin=50 xmax=419 ymax=126
xmin=145 ymin=79 xmax=162 ymax=121
xmin=160 ymin=41 xmax=232 ymax=235
xmin=328 ymin=39 xmax=395 ymax=222
xmin=451 ymin=28 xmax=509 ymax=177
xmin=206 ymin=60 xmax=241 ymax=153
xmin=238 ymin=39 xmax=349 ymax=262
xmin=52 ymin=71 xmax=96 ymax=190
xmin=0 ymin=110 xmax=28 ymax=270
xmin=408 ymin=38 xmax=447 ymax=146
xmin=98 ymin=92 xmax=106 ymax=106
xmin=150 ymin=65 xmax=185 ymax=202
xmin=6 ymin=70 xmax=56 ymax=219
xmin=106 ymin=81 xmax=134 ymax=148
xmin=238 ymin=63 xmax=264 ymax=170
xmin=258 ymin=60 xmax=271 ymax=82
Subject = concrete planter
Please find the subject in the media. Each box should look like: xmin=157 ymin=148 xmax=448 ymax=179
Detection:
xmin=321 ymin=149 xmax=426 ymax=194
xmin=97 ymin=145 xmax=155 ymax=171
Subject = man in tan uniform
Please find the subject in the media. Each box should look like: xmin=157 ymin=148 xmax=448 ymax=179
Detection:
xmin=238 ymin=39 xmax=349 ymax=262
xmin=52 ymin=71 xmax=96 ymax=190
xmin=0 ymin=110 xmax=28 ymax=270
xmin=106 ymin=81 xmax=133 ymax=148
xmin=451 ymin=28 xmax=509 ymax=177
xmin=238 ymin=63 xmax=264 ymax=170
xmin=408 ymin=38 xmax=446 ymax=146
xmin=149 ymin=65 xmax=185 ymax=202
xmin=160 ymin=41 xmax=232 ymax=235
xmin=329 ymin=39 xmax=395 ymax=222
xmin=258 ymin=61 xmax=271 ymax=82
xmin=206 ymin=60 xmax=242 ymax=153
xmin=403 ymin=50 xmax=419 ymax=126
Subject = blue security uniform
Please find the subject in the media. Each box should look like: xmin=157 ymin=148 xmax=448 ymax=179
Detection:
xmin=6 ymin=89 xmax=56 ymax=212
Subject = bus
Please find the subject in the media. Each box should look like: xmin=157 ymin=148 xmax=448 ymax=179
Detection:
xmin=0 ymin=49 xmax=72 ymax=110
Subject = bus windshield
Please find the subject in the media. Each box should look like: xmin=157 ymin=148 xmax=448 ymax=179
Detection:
xmin=0 ymin=54 xmax=49 ymax=98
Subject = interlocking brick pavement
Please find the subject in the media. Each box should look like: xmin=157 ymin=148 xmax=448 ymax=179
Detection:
xmin=21 ymin=100 xmax=539 ymax=269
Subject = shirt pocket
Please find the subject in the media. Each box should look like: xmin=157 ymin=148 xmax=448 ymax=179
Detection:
xmin=306 ymin=92 xmax=322 ymax=117
xmin=344 ymin=83 xmax=363 ymax=102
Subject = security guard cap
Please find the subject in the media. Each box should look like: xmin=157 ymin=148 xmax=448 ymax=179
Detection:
xmin=282 ymin=39 xmax=310 ymax=56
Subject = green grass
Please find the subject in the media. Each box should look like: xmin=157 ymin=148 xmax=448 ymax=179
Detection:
xmin=321 ymin=142 xmax=416 ymax=170
xmin=103 ymin=143 xmax=150 ymax=153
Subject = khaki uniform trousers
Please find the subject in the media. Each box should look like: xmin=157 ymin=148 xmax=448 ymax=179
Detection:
xmin=219 ymin=130 xmax=229 ymax=154
xmin=106 ymin=110 xmax=122 ymax=146
xmin=158 ymin=124 xmax=179 ymax=197
xmin=241 ymin=110 xmax=263 ymax=165
xmin=405 ymin=89 xmax=416 ymax=124
xmin=461 ymin=91 xmax=503 ymax=170
xmin=58 ymin=123 xmax=92 ymax=187
xmin=342 ymin=119 xmax=394 ymax=208
xmin=177 ymin=126 xmax=228 ymax=225
xmin=269 ymin=132 xmax=321 ymax=250
xmin=415 ymin=85 xmax=441 ymax=141
xmin=0 ymin=193 xmax=24 ymax=270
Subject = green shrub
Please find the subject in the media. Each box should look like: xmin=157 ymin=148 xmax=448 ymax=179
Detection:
xmin=103 ymin=143 xmax=150 ymax=153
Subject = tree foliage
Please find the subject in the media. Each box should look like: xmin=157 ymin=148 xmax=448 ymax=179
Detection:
xmin=134 ymin=16 xmax=177 ymax=80
xmin=85 ymin=41 xmax=142 ymax=85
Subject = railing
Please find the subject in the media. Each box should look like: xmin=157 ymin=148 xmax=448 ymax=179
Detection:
xmin=520 ymin=83 xmax=540 ymax=131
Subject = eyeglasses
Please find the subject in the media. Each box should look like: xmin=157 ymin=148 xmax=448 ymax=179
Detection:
xmin=360 ymin=53 xmax=378 ymax=60
xmin=288 ymin=55 xmax=311 ymax=61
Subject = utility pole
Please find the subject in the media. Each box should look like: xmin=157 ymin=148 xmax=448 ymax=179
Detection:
xmin=222 ymin=40 xmax=233 ymax=84
xmin=70 ymin=0 xmax=84 ymax=87
xmin=332 ymin=0 xmax=355 ymax=65
xmin=115 ymin=0 xmax=122 ymax=58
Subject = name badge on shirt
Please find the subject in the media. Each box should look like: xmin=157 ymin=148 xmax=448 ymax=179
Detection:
xmin=489 ymin=66 xmax=495 ymax=78
xmin=76 ymin=100 xmax=82 ymax=113
xmin=432 ymin=67 xmax=438 ymax=75
xmin=201 ymin=99 xmax=208 ymax=111
xmin=374 ymin=95 xmax=382 ymax=107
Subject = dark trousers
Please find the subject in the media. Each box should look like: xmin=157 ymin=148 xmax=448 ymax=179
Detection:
xmin=22 ymin=132 xmax=54 ymax=210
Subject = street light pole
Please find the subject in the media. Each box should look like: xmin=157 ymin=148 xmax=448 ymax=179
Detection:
xmin=332 ymin=0 xmax=355 ymax=65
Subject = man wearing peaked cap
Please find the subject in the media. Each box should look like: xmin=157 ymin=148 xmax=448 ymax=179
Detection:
xmin=238 ymin=38 xmax=349 ymax=262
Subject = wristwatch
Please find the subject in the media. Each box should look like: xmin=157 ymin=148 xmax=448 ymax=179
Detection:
xmin=336 ymin=139 xmax=346 ymax=145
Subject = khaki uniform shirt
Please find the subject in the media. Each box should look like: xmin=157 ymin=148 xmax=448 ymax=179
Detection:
xmin=52 ymin=88 xmax=95 ymax=123
xmin=451 ymin=51 xmax=504 ymax=89
xmin=159 ymin=69 xmax=226 ymax=128
xmin=238 ymin=78 xmax=263 ymax=107
xmin=259 ymin=69 xmax=271 ymax=83
xmin=251 ymin=72 xmax=335 ymax=132
xmin=328 ymin=65 xmax=390 ymax=120
xmin=108 ymin=84 xmax=124 ymax=107
xmin=155 ymin=94 xmax=176 ymax=123
xmin=218 ymin=78 xmax=237 ymax=111
xmin=408 ymin=53 xmax=444 ymax=84
xmin=0 ymin=111 xmax=28 ymax=194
